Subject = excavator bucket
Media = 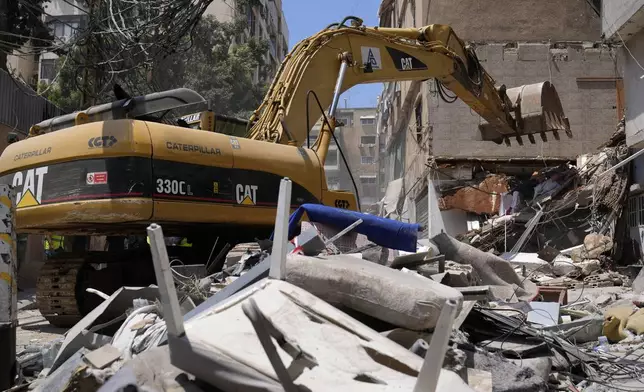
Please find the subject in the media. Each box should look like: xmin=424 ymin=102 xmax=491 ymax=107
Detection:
xmin=479 ymin=81 xmax=571 ymax=145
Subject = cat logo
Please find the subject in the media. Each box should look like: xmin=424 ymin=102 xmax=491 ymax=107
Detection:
xmin=334 ymin=199 xmax=350 ymax=209
xmin=11 ymin=166 xmax=49 ymax=207
xmin=235 ymin=184 xmax=258 ymax=205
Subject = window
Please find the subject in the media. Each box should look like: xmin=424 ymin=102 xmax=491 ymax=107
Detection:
xmin=336 ymin=116 xmax=352 ymax=127
xmin=629 ymin=195 xmax=644 ymax=227
xmin=49 ymin=21 xmax=79 ymax=41
xmin=415 ymin=99 xmax=423 ymax=143
xmin=327 ymin=175 xmax=340 ymax=190
xmin=360 ymin=117 xmax=376 ymax=126
xmin=325 ymin=147 xmax=339 ymax=167
xmin=360 ymin=176 xmax=377 ymax=199
xmin=40 ymin=59 xmax=55 ymax=81
xmin=360 ymin=135 xmax=376 ymax=145
xmin=361 ymin=156 xmax=374 ymax=165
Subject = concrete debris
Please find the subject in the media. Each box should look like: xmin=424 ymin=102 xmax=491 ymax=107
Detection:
xmin=11 ymin=123 xmax=644 ymax=392
xmin=439 ymin=175 xmax=509 ymax=215
xmin=84 ymin=344 xmax=122 ymax=369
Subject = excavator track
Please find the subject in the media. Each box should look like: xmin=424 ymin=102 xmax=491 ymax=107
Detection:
xmin=36 ymin=258 xmax=85 ymax=328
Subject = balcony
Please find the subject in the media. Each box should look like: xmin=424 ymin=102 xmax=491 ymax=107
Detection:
xmin=603 ymin=0 xmax=644 ymax=42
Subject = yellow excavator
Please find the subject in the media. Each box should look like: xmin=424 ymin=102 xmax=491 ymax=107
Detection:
xmin=0 ymin=17 xmax=570 ymax=326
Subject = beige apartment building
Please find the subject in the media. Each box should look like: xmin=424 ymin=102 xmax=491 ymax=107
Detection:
xmin=206 ymin=0 xmax=289 ymax=83
xmin=310 ymin=107 xmax=379 ymax=213
xmin=376 ymin=0 xmax=621 ymax=235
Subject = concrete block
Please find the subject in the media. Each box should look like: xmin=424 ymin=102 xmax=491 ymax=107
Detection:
xmin=503 ymin=47 xmax=518 ymax=61
xmin=565 ymin=109 xmax=583 ymax=125
xmin=565 ymin=44 xmax=585 ymax=61
xmin=584 ymin=48 xmax=602 ymax=61
xmin=550 ymin=48 xmax=570 ymax=63
xmin=486 ymin=44 xmax=505 ymax=62
xmin=517 ymin=43 xmax=550 ymax=61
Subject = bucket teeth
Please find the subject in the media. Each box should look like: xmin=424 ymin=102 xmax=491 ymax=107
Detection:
xmin=515 ymin=135 xmax=523 ymax=146
xmin=553 ymin=130 xmax=560 ymax=140
xmin=504 ymin=137 xmax=511 ymax=146
xmin=528 ymin=134 xmax=536 ymax=144
xmin=478 ymin=81 xmax=572 ymax=145
xmin=540 ymin=132 xmax=547 ymax=142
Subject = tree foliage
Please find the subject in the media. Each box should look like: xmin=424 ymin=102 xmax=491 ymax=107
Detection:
xmin=0 ymin=0 xmax=53 ymax=71
xmin=40 ymin=15 xmax=269 ymax=118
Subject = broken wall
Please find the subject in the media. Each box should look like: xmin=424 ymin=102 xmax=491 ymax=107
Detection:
xmin=399 ymin=43 xmax=621 ymax=202
xmin=377 ymin=0 xmax=620 ymax=221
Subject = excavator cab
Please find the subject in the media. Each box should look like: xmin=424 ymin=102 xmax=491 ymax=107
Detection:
xmin=178 ymin=110 xmax=249 ymax=137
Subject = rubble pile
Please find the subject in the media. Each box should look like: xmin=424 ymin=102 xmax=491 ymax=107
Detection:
xmin=10 ymin=123 xmax=644 ymax=392
xmin=457 ymin=121 xmax=631 ymax=293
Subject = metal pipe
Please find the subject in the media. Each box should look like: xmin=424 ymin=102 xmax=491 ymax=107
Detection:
xmin=147 ymin=223 xmax=185 ymax=338
xmin=0 ymin=185 xmax=16 ymax=390
xmin=413 ymin=299 xmax=459 ymax=392
xmin=410 ymin=339 xmax=429 ymax=358
xmin=329 ymin=59 xmax=350 ymax=118
xmin=269 ymin=178 xmax=292 ymax=280
xmin=324 ymin=219 xmax=363 ymax=246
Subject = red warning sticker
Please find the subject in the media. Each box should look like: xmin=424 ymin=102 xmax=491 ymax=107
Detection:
xmin=86 ymin=171 xmax=108 ymax=185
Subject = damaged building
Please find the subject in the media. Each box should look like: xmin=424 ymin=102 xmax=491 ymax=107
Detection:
xmin=602 ymin=1 xmax=644 ymax=263
xmin=376 ymin=0 xmax=623 ymax=238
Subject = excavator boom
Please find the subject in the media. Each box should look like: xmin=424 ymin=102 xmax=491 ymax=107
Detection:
xmin=247 ymin=18 xmax=570 ymax=149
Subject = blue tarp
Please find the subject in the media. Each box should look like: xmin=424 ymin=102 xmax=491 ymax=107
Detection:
xmin=284 ymin=203 xmax=421 ymax=252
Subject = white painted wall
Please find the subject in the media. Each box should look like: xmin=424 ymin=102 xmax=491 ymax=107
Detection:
xmin=44 ymin=0 xmax=86 ymax=16
xmin=426 ymin=179 xmax=469 ymax=238
xmin=603 ymin=0 xmax=644 ymax=39
xmin=204 ymin=0 xmax=237 ymax=23
xmin=624 ymin=29 xmax=644 ymax=148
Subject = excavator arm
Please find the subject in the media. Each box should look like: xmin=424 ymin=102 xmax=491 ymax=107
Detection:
xmin=247 ymin=17 xmax=570 ymax=161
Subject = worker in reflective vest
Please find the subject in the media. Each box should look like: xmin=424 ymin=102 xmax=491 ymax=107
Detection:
xmin=44 ymin=235 xmax=64 ymax=258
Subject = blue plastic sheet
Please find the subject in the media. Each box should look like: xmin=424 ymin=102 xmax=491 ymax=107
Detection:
xmin=284 ymin=203 xmax=420 ymax=252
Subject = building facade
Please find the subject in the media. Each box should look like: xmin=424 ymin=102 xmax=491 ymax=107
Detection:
xmin=377 ymin=0 xmax=622 ymax=236
xmin=310 ymin=107 xmax=379 ymax=212
xmin=602 ymin=1 xmax=644 ymax=257
xmin=205 ymin=0 xmax=289 ymax=83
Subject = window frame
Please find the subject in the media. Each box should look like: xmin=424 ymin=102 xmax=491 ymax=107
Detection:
xmin=360 ymin=135 xmax=377 ymax=145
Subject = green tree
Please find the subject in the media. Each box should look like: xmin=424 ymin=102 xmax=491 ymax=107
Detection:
xmin=41 ymin=15 xmax=269 ymax=118
xmin=177 ymin=16 xmax=268 ymax=118
xmin=0 ymin=0 xmax=52 ymax=72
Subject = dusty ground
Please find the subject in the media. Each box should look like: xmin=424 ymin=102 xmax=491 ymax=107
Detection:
xmin=16 ymin=289 xmax=67 ymax=353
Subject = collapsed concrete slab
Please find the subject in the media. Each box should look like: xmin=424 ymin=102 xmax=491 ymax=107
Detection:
xmin=172 ymin=279 xmax=475 ymax=392
xmin=285 ymin=253 xmax=464 ymax=331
